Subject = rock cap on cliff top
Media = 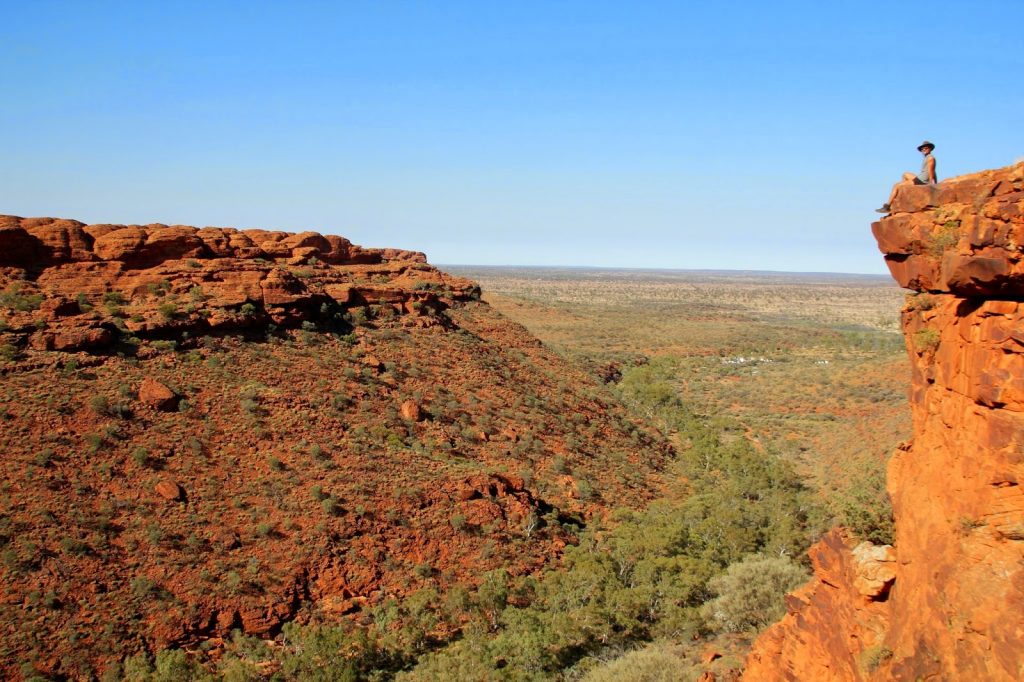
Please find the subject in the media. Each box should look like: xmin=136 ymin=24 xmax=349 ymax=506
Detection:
xmin=872 ymin=162 xmax=1024 ymax=297
xmin=0 ymin=216 xmax=480 ymax=354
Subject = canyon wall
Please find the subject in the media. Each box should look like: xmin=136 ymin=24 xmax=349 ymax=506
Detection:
xmin=0 ymin=217 xmax=672 ymax=678
xmin=745 ymin=163 xmax=1024 ymax=680
xmin=0 ymin=215 xmax=479 ymax=355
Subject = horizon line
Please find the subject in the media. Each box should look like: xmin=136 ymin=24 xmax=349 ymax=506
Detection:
xmin=438 ymin=263 xmax=896 ymax=279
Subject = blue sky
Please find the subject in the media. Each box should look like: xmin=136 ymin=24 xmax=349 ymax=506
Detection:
xmin=2 ymin=2 xmax=1021 ymax=273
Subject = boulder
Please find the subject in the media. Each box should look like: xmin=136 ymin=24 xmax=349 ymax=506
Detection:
xmin=155 ymin=479 xmax=183 ymax=501
xmin=851 ymin=542 xmax=897 ymax=599
xmin=0 ymin=225 xmax=41 ymax=266
xmin=138 ymin=377 xmax=178 ymax=411
xmin=400 ymin=399 xmax=422 ymax=421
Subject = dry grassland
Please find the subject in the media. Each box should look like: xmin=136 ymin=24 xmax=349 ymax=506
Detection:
xmin=448 ymin=266 xmax=911 ymax=509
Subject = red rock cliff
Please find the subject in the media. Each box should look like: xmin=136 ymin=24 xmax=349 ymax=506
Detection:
xmin=0 ymin=216 xmax=479 ymax=354
xmin=745 ymin=163 xmax=1024 ymax=681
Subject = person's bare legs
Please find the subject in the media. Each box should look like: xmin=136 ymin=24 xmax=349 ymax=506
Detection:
xmin=878 ymin=172 xmax=918 ymax=212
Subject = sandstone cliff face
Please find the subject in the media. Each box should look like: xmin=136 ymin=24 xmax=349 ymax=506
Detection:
xmin=745 ymin=163 xmax=1024 ymax=681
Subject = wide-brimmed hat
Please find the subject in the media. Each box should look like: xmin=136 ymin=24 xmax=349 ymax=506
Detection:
xmin=917 ymin=140 xmax=935 ymax=151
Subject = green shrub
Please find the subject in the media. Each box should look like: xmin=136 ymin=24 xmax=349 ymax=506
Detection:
xmin=914 ymin=327 xmax=940 ymax=352
xmin=450 ymin=514 xmax=467 ymax=531
xmin=862 ymin=645 xmax=893 ymax=672
xmin=131 ymin=576 xmax=156 ymax=598
xmin=35 ymin=448 xmax=54 ymax=467
xmin=152 ymin=649 xmax=206 ymax=682
xmin=145 ymin=280 xmax=172 ymax=297
xmin=0 ymin=343 xmax=19 ymax=362
xmin=157 ymin=302 xmax=179 ymax=320
xmin=580 ymin=642 xmax=694 ymax=682
xmin=0 ymin=284 xmax=44 ymax=311
xmin=905 ymin=292 xmax=935 ymax=311
xmin=833 ymin=466 xmax=894 ymax=544
xmin=926 ymin=219 xmax=961 ymax=257
xmin=60 ymin=537 xmax=89 ymax=556
xmin=701 ymin=555 xmax=808 ymax=633
xmin=575 ymin=478 xmax=594 ymax=501
xmin=132 ymin=447 xmax=150 ymax=467
xmin=90 ymin=395 xmax=111 ymax=416
xmin=85 ymin=433 xmax=104 ymax=454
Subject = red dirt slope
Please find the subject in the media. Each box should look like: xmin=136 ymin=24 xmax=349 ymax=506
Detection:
xmin=0 ymin=217 xmax=672 ymax=679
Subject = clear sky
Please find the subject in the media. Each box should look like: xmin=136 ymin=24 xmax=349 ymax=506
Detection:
xmin=2 ymin=1 xmax=1021 ymax=273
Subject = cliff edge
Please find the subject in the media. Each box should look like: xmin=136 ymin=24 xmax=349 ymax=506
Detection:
xmin=745 ymin=162 xmax=1024 ymax=680
xmin=0 ymin=215 xmax=479 ymax=356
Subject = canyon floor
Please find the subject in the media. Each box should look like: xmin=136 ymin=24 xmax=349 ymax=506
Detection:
xmin=450 ymin=266 xmax=911 ymax=512
xmin=2 ymin=223 xmax=912 ymax=680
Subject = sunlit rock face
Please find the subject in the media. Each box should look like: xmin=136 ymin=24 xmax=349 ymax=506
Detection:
xmin=0 ymin=215 xmax=479 ymax=352
xmin=744 ymin=163 xmax=1024 ymax=681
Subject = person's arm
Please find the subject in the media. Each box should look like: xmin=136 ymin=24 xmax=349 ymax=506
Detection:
xmin=926 ymin=156 xmax=937 ymax=184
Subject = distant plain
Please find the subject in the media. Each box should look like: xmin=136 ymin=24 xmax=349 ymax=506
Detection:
xmin=447 ymin=266 xmax=910 ymax=511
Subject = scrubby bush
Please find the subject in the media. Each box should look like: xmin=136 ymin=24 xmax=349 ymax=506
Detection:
xmin=157 ymin=302 xmax=179 ymax=320
xmin=913 ymin=327 xmax=940 ymax=352
xmin=833 ymin=466 xmax=894 ymax=544
xmin=579 ymin=642 xmax=694 ymax=682
xmin=701 ymin=554 xmax=808 ymax=633
xmin=0 ymin=284 xmax=44 ymax=311
xmin=926 ymin=219 xmax=961 ymax=257
xmin=0 ymin=343 xmax=19 ymax=362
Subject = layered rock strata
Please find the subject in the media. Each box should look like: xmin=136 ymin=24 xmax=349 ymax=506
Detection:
xmin=745 ymin=162 xmax=1024 ymax=680
xmin=0 ymin=215 xmax=478 ymax=355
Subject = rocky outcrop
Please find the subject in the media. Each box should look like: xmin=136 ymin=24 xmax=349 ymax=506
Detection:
xmin=1 ymin=215 xmax=674 ymax=680
xmin=0 ymin=216 xmax=479 ymax=355
xmin=745 ymin=162 xmax=1024 ymax=681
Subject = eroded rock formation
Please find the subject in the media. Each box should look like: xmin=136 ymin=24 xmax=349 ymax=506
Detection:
xmin=745 ymin=162 xmax=1024 ymax=680
xmin=0 ymin=215 xmax=479 ymax=355
xmin=0 ymin=216 xmax=673 ymax=679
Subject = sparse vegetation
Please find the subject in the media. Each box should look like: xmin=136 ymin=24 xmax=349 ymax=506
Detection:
xmin=0 ymin=343 xmax=19 ymax=362
xmin=862 ymin=644 xmax=893 ymax=672
xmin=0 ymin=284 xmax=44 ymax=312
xmin=702 ymin=555 xmax=809 ymax=633
xmin=157 ymin=302 xmax=179 ymax=320
xmin=914 ymin=327 xmax=941 ymax=352
xmin=0 ymin=266 xmax=911 ymax=679
xmin=927 ymin=219 xmax=962 ymax=257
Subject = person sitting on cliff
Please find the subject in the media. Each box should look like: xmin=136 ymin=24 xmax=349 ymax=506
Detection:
xmin=876 ymin=141 xmax=937 ymax=213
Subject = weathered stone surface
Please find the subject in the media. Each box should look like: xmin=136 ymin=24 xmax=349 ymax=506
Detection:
xmin=400 ymin=399 xmax=422 ymax=421
xmin=26 ymin=220 xmax=94 ymax=263
xmin=744 ymin=530 xmax=889 ymax=681
xmin=139 ymin=377 xmax=178 ymax=411
xmin=875 ymin=163 xmax=1024 ymax=295
xmin=154 ymin=479 xmax=183 ymax=501
xmin=0 ymin=216 xmax=479 ymax=352
xmin=746 ymin=163 xmax=1024 ymax=681
xmin=850 ymin=542 xmax=896 ymax=599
